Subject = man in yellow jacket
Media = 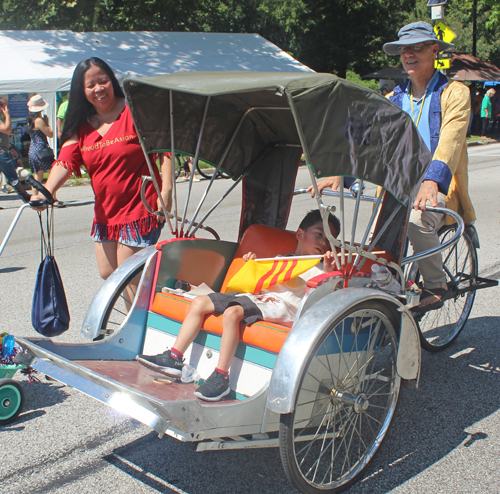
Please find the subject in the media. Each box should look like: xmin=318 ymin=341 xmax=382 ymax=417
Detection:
xmin=383 ymin=21 xmax=475 ymax=310
xmin=311 ymin=22 xmax=475 ymax=311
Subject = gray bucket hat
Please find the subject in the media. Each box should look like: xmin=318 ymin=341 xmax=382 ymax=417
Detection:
xmin=383 ymin=21 xmax=453 ymax=55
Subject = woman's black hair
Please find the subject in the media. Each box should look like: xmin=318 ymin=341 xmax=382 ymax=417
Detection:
xmin=60 ymin=57 xmax=124 ymax=145
xmin=27 ymin=111 xmax=42 ymax=133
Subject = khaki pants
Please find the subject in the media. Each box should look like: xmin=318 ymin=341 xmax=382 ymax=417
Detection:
xmin=407 ymin=192 xmax=447 ymax=290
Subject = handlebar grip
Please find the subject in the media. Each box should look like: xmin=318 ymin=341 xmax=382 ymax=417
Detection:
xmin=26 ymin=175 xmax=55 ymax=205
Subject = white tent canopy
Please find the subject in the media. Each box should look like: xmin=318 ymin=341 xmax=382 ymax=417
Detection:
xmin=1 ymin=30 xmax=311 ymax=150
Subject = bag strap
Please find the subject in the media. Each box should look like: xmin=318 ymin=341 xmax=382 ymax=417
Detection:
xmin=37 ymin=205 xmax=54 ymax=260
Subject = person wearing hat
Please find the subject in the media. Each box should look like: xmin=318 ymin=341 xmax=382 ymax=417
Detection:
xmin=383 ymin=21 xmax=475 ymax=311
xmin=27 ymin=94 xmax=64 ymax=207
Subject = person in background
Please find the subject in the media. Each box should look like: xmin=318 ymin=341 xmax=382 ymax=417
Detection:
xmin=56 ymin=99 xmax=68 ymax=140
xmin=30 ymin=57 xmax=173 ymax=291
xmin=480 ymin=88 xmax=496 ymax=138
xmin=0 ymin=97 xmax=30 ymax=201
xmin=26 ymin=95 xmax=64 ymax=207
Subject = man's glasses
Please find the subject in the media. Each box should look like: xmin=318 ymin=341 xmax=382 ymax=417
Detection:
xmin=397 ymin=42 xmax=435 ymax=54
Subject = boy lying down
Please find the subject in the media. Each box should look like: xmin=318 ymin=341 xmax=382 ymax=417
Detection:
xmin=137 ymin=209 xmax=340 ymax=401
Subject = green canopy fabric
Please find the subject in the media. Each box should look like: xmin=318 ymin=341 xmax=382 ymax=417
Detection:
xmin=124 ymin=71 xmax=431 ymax=205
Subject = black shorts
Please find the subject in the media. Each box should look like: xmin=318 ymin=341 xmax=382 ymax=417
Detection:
xmin=208 ymin=292 xmax=263 ymax=325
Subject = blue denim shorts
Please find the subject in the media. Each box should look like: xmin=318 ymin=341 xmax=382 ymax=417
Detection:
xmin=93 ymin=223 xmax=163 ymax=248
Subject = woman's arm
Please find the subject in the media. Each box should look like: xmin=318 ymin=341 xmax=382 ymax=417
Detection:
xmin=35 ymin=115 xmax=54 ymax=139
xmin=157 ymin=153 xmax=173 ymax=214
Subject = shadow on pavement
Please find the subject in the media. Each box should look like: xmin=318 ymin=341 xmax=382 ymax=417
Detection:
xmin=103 ymin=315 xmax=500 ymax=494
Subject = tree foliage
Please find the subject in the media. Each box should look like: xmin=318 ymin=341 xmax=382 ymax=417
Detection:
xmin=0 ymin=0 xmax=499 ymax=79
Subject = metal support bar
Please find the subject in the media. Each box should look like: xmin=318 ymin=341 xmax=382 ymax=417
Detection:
xmin=0 ymin=203 xmax=31 ymax=256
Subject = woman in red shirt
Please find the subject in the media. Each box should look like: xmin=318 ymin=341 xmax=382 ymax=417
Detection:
xmin=33 ymin=58 xmax=172 ymax=281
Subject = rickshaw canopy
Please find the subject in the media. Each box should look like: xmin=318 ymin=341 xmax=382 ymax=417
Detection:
xmin=124 ymin=71 xmax=431 ymax=206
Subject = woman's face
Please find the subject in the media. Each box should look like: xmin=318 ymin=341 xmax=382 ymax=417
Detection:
xmin=83 ymin=64 xmax=115 ymax=111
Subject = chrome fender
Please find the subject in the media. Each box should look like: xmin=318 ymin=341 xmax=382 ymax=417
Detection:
xmin=81 ymin=246 xmax=158 ymax=340
xmin=266 ymin=287 xmax=421 ymax=414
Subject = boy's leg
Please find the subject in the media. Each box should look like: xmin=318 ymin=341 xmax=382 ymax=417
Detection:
xmin=136 ymin=295 xmax=215 ymax=376
xmin=216 ymin=305 xmax=244 ymax=372
xmin=173 ymin=295 xmax=215 ymax=353
xmin=194 ymin=305 xmax=243 ymax=402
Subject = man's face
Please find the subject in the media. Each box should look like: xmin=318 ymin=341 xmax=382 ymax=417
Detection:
xmin=399 ymin=42 xmax=439 ymax=77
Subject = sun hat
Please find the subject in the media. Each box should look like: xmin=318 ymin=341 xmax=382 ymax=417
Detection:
xmin=383 ymin=21 xmax=453 ymax=56
xmin=27 ymin=94 xmax=49 ymax=112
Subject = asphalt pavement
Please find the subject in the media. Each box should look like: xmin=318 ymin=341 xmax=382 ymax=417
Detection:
xmin=0 ymin=145 xmax=499 ymax=494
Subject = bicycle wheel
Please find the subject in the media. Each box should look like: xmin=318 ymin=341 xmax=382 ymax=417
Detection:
xmin=414 ymin=226 xmax=477 ymax=352
xmin=95 ymin=265 xmax=144 ymax=340
xmin=279 ymin=301 xmax=400 ymax=494
xmin=173 ymin=155 xmax=182 ymax=179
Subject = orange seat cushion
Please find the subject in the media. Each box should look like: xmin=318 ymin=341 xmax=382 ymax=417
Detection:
xmin=151 ymin=292 xmax=291 ymax=355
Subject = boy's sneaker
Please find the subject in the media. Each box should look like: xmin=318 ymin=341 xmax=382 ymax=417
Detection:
xmin=135 ymin=350 xmax=184 ymax=377
xmin=194 ymin=369 xmax=230 ymax=402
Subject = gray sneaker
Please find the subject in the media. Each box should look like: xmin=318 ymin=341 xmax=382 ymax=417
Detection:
xmin=136 ymin=350 xmax=184 ymax=377
xmin=194 ymin=369 xmax=230 ymax=401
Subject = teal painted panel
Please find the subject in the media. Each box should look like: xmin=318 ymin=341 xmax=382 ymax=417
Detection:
xmin=146 ymin=312 xmax=277 ymax=369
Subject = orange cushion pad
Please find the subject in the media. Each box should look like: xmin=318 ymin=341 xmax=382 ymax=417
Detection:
xmin=151 ymin=292 xmax=292 ymax=355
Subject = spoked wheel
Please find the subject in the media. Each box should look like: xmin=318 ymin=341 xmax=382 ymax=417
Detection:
xmin=412 ymin=226 xmax=478 ymax=352
xmin=95 ymin=265 xmax=144 ymax=340
xmin=173 ymin=155 xmax=182 ymax=179
xmin=279 ymin=301 xmax=401 ymax=494
xmin=0 ymin=379 xmax=25 ymax=425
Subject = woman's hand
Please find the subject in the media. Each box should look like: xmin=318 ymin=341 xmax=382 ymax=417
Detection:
xmin=242 ymin=252 xmax=257 ymax=262
xmin=29 ymin=193 xmax=48 ymax=211
xmin=156 ymin=186 xmax=172 ymax=222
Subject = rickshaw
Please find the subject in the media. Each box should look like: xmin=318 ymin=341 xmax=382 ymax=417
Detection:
xmin=14 ymin=72 xmax=495 ymax=493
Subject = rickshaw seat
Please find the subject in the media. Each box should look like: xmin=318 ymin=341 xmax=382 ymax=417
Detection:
xmin=149 ymin=224 xmax=397 ymax=355
xmin=150 ymin=225 xmax=298 ymax=355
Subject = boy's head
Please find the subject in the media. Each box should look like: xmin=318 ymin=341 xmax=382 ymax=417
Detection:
xmin=295 ymin=209 xmax=340 ymax=256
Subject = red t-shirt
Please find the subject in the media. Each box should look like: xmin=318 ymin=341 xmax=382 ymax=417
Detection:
xmin=56 ymin=105 xmax=162 ymax=241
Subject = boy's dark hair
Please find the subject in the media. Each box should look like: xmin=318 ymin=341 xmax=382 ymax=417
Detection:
xmin=298 ymin=209 xmax=340 ymax=237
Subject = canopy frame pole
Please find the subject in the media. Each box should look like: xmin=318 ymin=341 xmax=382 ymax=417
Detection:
xmin=339 ymin=177 xmax=345 ymax=266
xmin=356 ymin=203 xmax=402 ymax=272
xmin=181 ymin=96 xmax=211 ymax=235
xmin=352 ymin=192 xmax=384 ymax=269
xmin=189 ymin=146 xmax=273 ymax=238
xmin=169 ymin=90 xmax=179 ymax=235
xmin=285 ymin=88 xmax=341 ymax=270
xmin=349 ymin=180 xmax=363 ymax=264
xmin=137 ymin=137 xmax=174 ymax=236
xmin=185 ymin=106 xmax=289 ymax=237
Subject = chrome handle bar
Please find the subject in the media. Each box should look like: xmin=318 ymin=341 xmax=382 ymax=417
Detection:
xmin=293 ymin=188 xmax=379 ymax=203
xmin=401 ymin=207 xmax=464 ymax=265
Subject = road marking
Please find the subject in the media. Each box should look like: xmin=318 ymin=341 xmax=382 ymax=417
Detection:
xmin=450 ymin=347 xmax=475 ymax=359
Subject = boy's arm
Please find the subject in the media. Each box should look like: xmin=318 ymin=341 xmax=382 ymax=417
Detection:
xmin=242 ymin=252 xmax=256 ymax=262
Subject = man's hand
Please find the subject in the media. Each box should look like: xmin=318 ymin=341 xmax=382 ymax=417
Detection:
xmin=307 ymin=176 xmax=340 ymax=198
xmin=323 ymin=251 xmax=336 ymax=272
xmin=242 ymin=252 xmax=257 ymax=262
xmin=413 ymin=180 xmax=439 ymax=211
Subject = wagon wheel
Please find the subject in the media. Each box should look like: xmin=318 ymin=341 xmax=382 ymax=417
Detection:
xmin=0 ymin=379 xmax=25 ymax=425
xmin=279 ymin=301 xmax=401 ymax=494
xmin=411 ymin=225 xmax=478 ymax=352
xmin=94 ymin=265 xmax=144 ymax=340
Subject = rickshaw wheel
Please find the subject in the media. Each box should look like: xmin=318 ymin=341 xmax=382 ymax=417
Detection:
xmin=0 ymin=379 xmax=25 ymax=425
xmin=412 ymin=226 xmax=477 ymax=352
xmin=96 ymin=265 xmax=144 ymax=340
xmin=279 ymin=301 xmax=400 ymax=494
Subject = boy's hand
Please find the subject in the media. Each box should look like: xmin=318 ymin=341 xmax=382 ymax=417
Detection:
xmin=323 ymin=251 xmax=336 ymax=272
xmin=242 ymin=252 xmax=256 ymax=262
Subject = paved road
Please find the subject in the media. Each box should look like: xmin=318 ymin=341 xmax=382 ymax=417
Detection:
xmin=0 ymin=146 xmax=499 ymax=494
